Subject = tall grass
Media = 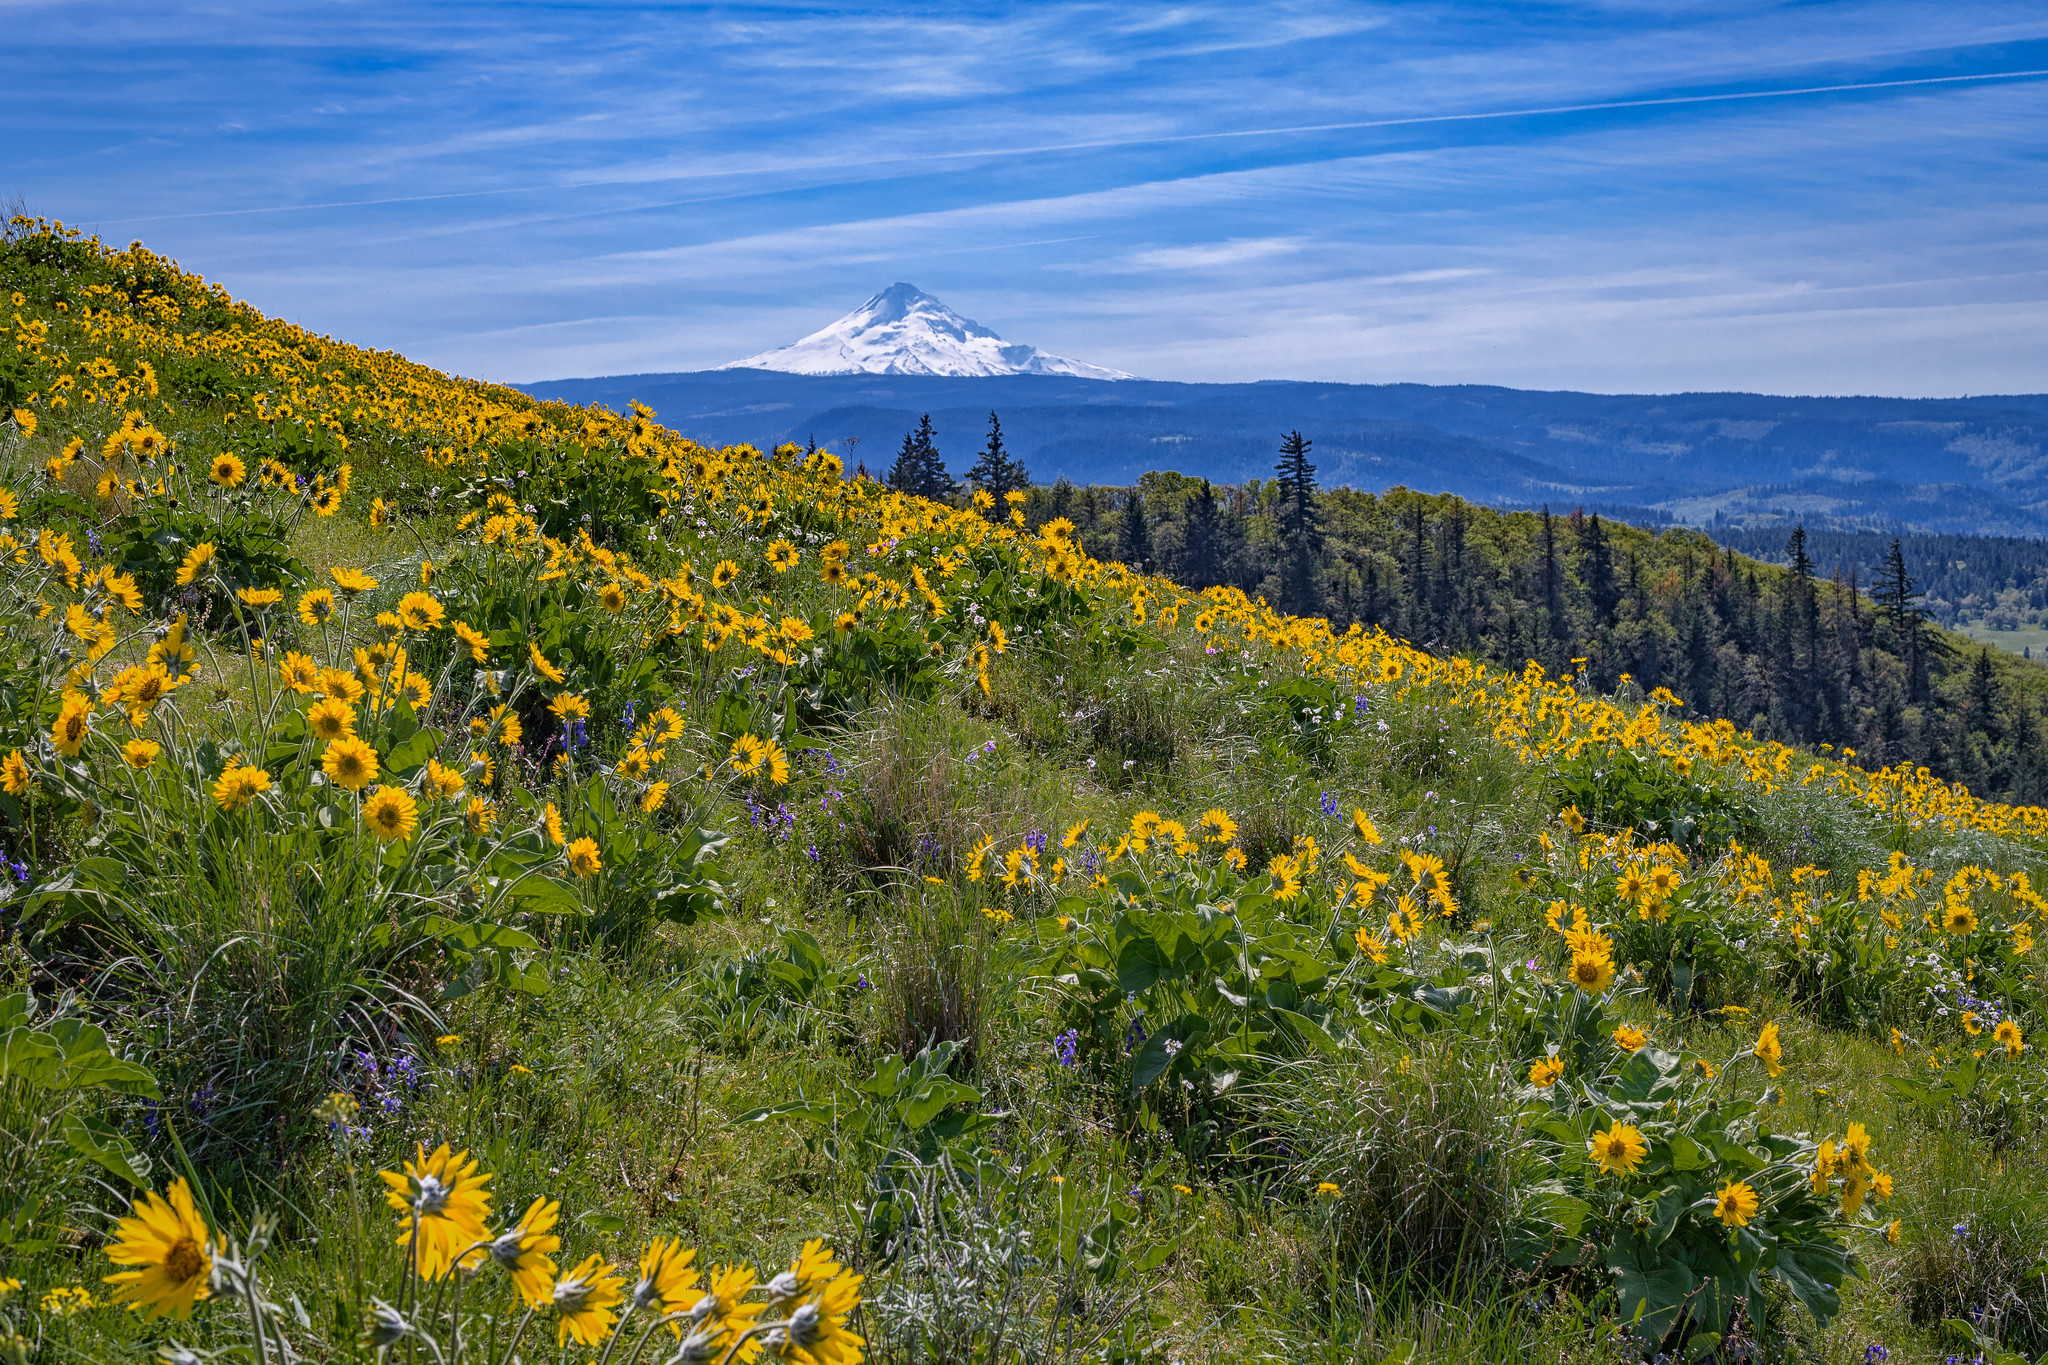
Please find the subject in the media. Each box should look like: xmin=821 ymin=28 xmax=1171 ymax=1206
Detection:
xmin=1257 ymin=1031 xmax=1532 ymax=1287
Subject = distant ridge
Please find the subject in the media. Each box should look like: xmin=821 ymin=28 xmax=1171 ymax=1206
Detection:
xmin=518 ymin=369 xmax=2048 ymax=537
xmin=721 ymin=283 xmax=1132 ymax=380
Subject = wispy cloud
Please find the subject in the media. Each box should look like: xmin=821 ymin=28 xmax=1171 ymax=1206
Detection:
xmin=8 ymin=0 xmax=2048 ymax=395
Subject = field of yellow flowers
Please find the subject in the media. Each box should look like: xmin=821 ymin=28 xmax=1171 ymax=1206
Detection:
xmin=3 ymin=216 xmax=2048 ymax=1364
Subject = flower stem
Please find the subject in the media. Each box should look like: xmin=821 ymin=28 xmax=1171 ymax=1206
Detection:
xmin=496 ymin=1305 xmax=536 ymax=1365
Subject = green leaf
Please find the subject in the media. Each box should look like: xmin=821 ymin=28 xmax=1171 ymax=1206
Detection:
xmin=0 ymin=1026 xmax=62 ymax=1086
xmin=384 ymin=728 xmax=438 ymax=777
xmin=0 ymin=992 xmax=33 ymax=1030
xmin=1608 ymin=1229 xmax=1696 ymax=1344
xmin=512 ymin=876 xmax=584 ymax=916
xmin=897 ymin=1078 xmax=980 ymax=1131
xmin=1115 ymin=935 xmax=1166 ymax=995
xmin=1129 ymin=1016 xmax=1206 ymax=1093
xmin=1772 ymin=1238 xmax=1847 ymax=1328
xmin=422 ymin=916 xmax=539 ymax=952
xmin=61 ymin=1115 xmax=152 ymax=1186
xmin=734 ymin=1100 xmax=836 ymax=1126
xmin=1667 ymin=1133 xmax=1710 ymax=1171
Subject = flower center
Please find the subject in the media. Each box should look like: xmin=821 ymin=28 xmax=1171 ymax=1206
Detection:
xmin=165 ymin=1236 xmax=205 ymax=1283
xmin=413 ymin=1173 xmax=450 ymax=1217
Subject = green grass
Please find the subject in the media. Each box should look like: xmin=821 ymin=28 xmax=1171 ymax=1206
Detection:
xmin=33 ymin=634 xmax=2048 ymax=1364
xmin=1955 ymin=620 xmax=2048 ymax=662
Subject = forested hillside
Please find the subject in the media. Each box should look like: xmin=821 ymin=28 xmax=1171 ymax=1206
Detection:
xmin=1020 ymin=470 xmax=2048 ymax=805
xmin=1713 ymin=526 xmax=2048 ymax=632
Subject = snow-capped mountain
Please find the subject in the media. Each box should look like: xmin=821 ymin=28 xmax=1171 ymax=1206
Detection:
xmin=721 ymin=283 xmax=1132 ymax=380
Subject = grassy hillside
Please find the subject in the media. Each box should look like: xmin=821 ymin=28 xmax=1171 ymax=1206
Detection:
xmin=3 ymin=217 xmax=2048 ymax=1365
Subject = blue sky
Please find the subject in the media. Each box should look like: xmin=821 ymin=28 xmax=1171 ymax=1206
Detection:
xmin=6 ymin=1 xmax=2048 ymax=394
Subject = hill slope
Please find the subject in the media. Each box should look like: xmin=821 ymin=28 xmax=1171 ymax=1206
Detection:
xmin=5 ymin=217 xmax=2048 ymax=1365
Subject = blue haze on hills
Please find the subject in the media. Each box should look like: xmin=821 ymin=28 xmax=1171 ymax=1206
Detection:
xmin=519 ymin=370 xmax=2048 ymax=536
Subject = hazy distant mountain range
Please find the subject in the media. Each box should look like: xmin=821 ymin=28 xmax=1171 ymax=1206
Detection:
xmin=520 ymin=286 xmax=2048 ymax=535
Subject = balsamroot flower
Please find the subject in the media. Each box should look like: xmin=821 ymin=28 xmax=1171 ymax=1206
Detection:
xmin=1588 ymin=1123 xmax=1647 ymax=1176
xmin=331 ymin=566 xmax=378 ymax=596
xmin=529 ymin=642 xmax=567 ymax=683
xmin=728 ymin=733 xmax=790 ymax=785
xmin=631 ymin=1235 xmax=701 ymax=1332
xmin=101 ymin=1178 xmax=213 ymax=1320
xmin=1714 ymin=1181 xmax=1759 ymax=1228
xmin=363 ymin=787 xmax=419 ymax=842
xmin=565 ymin=836 xmax=602 ymax=878
xmin=307 ymin=697 xmax=356 ymax=741
xmin=782 ymin=1269 xmax=865 ymax=1365
xmin=322 ymin=736 xmax=379 ymax=791
xmin=488 ymin=1197 xmax=561 ymax=1308
xmin=1567 ymin=951 xmax=1616 ymax=994
xmin=280 ymin=651 xmax=321 ymax=693
xmin=684 ymin=1264 xmax=766 ymax=1361
xmin=213 ymin=762 xmax=273 ymax=811
xmin=51 ymin=695 xmax=92 ymax=756
xmin=1753 ymin=1021 xmax=1784 ymax=1077
xmin=380 ymin=1143 xmax=493 ymax=1280
xmin=552 ymin=1253 xmax=625 ymax=1347
xmin=396 ymin=591 xmax=445 ymax=630
xmin=173 ymin=542 xmax=216 ymax=587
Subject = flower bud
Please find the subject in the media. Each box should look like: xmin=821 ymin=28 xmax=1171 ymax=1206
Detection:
xmin=361 ymin=1300 xmax=413 ymax=1349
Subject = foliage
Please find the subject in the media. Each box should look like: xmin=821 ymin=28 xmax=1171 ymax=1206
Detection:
xmin=0 ymin=990 xmax=157 ymax=1256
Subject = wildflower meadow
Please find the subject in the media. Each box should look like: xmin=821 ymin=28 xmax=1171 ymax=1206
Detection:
xmin=3 ymin=217 xmax=2048 ymax=1363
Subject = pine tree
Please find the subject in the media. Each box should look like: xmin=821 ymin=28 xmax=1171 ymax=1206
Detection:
xmin=1177 ymin=479 xmax=1221 ymax=585
xmin=886 ymin=413 xmax=955 ymax=500
xmin=1872 ymin=537 xmax=1932 ymax=702
xmin=966 ymin=411 xmax=1030 ymax=510
xmin=1968 ymin=647 xmax=2002 ymax=741
xmin=1538 ymin=506 xmax=1568 ymax=660
xmin=1116 ymin=489 xmax=1154 ymax=571
xmin=1272 ymin=430 xmax=1323 ymax=615
xmin=1579 ymin=514 xmax=1619 ymax=626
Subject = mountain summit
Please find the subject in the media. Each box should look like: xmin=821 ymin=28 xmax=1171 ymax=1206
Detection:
xmin=721 ymin=283 xmax=1132 ymax=379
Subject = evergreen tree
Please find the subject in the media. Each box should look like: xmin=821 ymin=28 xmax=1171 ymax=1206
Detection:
xmin=1177 ymin=479 xmax=1222 ymax=585
xmin=1405 ymin=500 xmax=1432 ymax=640
xmin=1969 ymin=647 xmax=2002 ymax=740
xmin=1273 ymin=430 xmax=1323 ymax=615
xmin=1579 ymin=514 xmax=1619 ymax=626
xmin=1872 ymin=537 xmax=1932 ymax=702
xmin=885 ymin=413 xmax=955 ymax=500
xmin=1778 ymin=526 xmax=1823 ymax=737
xmin=1116 ymin=490 xmax=1154 ymax=571
xmin=966 ymin=410 xmax=1030 ymax=509
xmin=1538 ymin=506 xmax=1568 ymax=661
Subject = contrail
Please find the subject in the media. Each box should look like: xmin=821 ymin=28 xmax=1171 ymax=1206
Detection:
xmin=93 ymin=65 xmax=2048 ymax=226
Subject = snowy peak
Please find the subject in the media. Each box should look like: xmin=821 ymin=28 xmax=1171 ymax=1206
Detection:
xmin=722 ymin=284 xmax=1132 ymax=380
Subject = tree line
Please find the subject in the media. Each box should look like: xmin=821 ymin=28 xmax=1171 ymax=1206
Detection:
xmin=872 ymin=414 xmax=2048 ymax=804
xmin=1712 ymin=525 xmax=2048 ymax=631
